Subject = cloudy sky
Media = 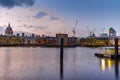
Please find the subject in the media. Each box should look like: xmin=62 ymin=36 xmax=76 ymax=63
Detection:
xmin=0 ymin=0 xmax=120 ymax=37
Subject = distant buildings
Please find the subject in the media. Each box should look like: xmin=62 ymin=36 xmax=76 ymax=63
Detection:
xmin=0 ymin=23 xmax=78 ymax=46
xmin=39 ymin=33 xmax=78 ymax=47
xmin=100 ymin=33 xmax=108 ymax=38
xmin=0 ymin=23 xmax=40 ymax=45
xmin=1 ymin=23 xmax=120 ymax=47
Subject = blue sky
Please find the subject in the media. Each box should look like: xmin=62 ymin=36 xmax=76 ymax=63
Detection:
xmin=36 ymin=0 xmax=120 ymax=15
xmin=0 ymin=0 xmax=120 ymax=37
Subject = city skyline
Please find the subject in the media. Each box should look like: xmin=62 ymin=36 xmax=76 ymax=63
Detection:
xmin=0 ymin=0 xmax=120 ymax=37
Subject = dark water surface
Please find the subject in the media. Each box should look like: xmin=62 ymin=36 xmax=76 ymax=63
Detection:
xmin=0 ymin=47 xmax=119 ymax=80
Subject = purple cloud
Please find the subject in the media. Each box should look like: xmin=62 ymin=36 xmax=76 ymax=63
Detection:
xmin=34 ymin=11 xmax=48 ymax=19
xmin=0 ymin=0 xmax=35 ymax=8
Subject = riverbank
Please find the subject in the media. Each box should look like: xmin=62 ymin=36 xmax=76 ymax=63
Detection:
xmin=0 ymin=44 xmax=79 ymax=47
xmin=0 ymin=44 xmax=116 ymax=47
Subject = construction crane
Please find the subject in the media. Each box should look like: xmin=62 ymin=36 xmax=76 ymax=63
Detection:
xmin=86 ymin=26 xmax=92 ymax=37
xmin=101 ymin=27 xmax=105 ymax=33
xmin=100 ymin=27 xmax=108 ymax=38
xmin=93 ymin=28 xmax=96 ymax=34
xmin=86 ymin=26 xmax=96 ymax=37
xmin=92 ymin=28 xmax=96 ymax=37
xmin=72 ymin=20 xmax=78 ymax=37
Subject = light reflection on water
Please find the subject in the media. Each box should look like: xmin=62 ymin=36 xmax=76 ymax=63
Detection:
xmin=0 ymin=47 xmax=119 ymax=80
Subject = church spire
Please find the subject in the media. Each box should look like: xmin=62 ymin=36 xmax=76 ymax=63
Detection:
xmin=8 ymin=22 xmax=10 ymax=27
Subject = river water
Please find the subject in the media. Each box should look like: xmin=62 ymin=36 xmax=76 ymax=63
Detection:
xmin=0 ymin=47 xmax=119 ymax=80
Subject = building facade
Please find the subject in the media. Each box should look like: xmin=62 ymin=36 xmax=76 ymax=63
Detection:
xmin=56 ymin=33 xmax=68 ymax=46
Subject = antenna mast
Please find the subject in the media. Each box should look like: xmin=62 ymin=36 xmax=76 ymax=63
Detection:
xmin=72 ymin=20 xmax=78 ymax=37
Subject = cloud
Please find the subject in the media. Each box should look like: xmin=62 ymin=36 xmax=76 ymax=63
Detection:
xmin=17 ymin=20 xmax=22 ymax=22
xmin=6 ymin=13 xmax=13 ymax=16
xmin=50 ymin=16 xmax=59 ymax=20
xmin=0 ymin=0 xmax=35 ymax=8
xmin=23 ymin=24 xmax=34 ymax=28
xmin=23 ymin=24 xmax=27 ymax=27
xmin=35 ymin=26 xmax=47 ymax=30
xmin=23 ymin=24 xmax=47 ymax=30
xmin=34 ymin=11 xmax=48 ymax=19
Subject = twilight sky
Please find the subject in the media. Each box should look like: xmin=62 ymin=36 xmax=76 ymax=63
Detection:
xmin=0 ymin=0 xmax=120 ymax=37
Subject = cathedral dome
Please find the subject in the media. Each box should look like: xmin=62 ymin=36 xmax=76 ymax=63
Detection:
xmin=5 ymin=23 xmax=13 ymax=36
xmin=6 ymin=25 xmax=12 ymax=31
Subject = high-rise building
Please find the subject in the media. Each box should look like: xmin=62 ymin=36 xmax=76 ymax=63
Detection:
xmin=5 ymin=23 xmax=13 ymax=36
xmin=109 ymin=27 xmax=116 ymax=38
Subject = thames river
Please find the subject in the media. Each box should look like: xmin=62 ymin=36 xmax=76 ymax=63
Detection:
xmin=0 ymin=47 xmax=119 ymax=80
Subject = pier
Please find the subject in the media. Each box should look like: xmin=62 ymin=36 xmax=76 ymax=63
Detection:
xmin=95 ymin=38 xmax=120 ymax=59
